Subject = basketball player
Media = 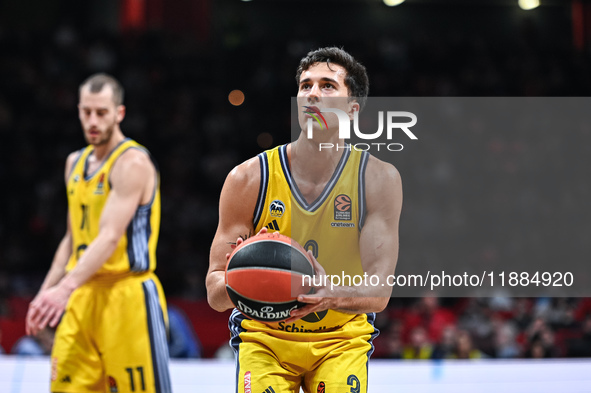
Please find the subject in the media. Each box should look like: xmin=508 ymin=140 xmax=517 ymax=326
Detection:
xmin=26 ymin=74 xmax=172 ymax=393
xmin=207 ymin=47 xmax=402 ymax=392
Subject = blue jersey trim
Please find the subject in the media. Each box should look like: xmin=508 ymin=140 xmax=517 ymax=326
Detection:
xmin=279 ymin=144 xmax=351 ymax=213
xmin=67 ymin=148 xmax=86 ymax=182
xmin=83 ymin=138 xmax=131 ymax=181
xmin=358 ymin=151 xmax=369 ymax=231
xmin=229 ymin=309 xmax=247 ymax=393
xmin=253 ymin=152 xmax=269 ymax=229
xmin=127 ymin=207 xmax=152 ymax=272
xmin=143 ymin=279 xmax=172 ymax=393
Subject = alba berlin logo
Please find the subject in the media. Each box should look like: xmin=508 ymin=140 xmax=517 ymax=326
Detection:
xmin=303 ymin=105 xmax=418 ymax=151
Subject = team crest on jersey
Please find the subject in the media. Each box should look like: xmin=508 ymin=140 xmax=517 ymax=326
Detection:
xmin=108 ymin=376 xmax=118 ymax=392
xmin=94 ymin=173 xmax=105 ymax=195
xmin=334 ymin=194 xmax=352 ymax=221
xmin=269 ymin=200 xmax=285 ymax=218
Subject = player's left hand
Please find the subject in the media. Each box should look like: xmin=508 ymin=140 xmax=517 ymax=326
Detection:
xmin=284 ymin=251 xmax=334 ymax=324
xmin=26 ymin=284 xmax=72 ymax=335
xmin=225 ymin=227 xmax=277 ymax=261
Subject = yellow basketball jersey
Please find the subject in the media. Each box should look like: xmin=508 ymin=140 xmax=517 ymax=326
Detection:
xmin=251 ymin=143 xmax=371 ymax=333
xmin=66 ymin=138 xmax=161 ymax=278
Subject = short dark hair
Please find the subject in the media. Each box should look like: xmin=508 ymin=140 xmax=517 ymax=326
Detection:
xmin=79 ymin=73 xmax=124 ymax=106
xmin=296 ymin=47 xmax=369 ymax=109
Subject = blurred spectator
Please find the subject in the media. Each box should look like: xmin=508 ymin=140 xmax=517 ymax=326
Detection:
xmin=431 ymin=324 xmax=457 ymax=360
xmin=458 ymin=299 xmax=494 ymax=345
xmin=382 ymin=321 xmax=404 ymax=359
xmin=402 ymin=326 xmax=433 ymax=360
xmin=403 ymin=297 xmax=456 ymax=343
xmin=567 ymin=315 xmax=591 ymax=357
xmin=523 ymin=318 xmax=557 ymax=358
xmin=167 ymin=304 xmax=201 ymax=358
xmin=450 ymin=330 xmax=487 ymax=359
xmin=11 ymin=327 xmax=54 ymax=356
xmin=492 ymin=320 xmax=520 ymax=359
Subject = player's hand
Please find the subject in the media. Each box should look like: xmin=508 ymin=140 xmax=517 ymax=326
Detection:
xmin=225 ymin=227 xmax=273 ymax=260
xmin=284 ymin=251 xmax=334 ymax=323
xmin=26 ymin=284 xmax=72 ymax=336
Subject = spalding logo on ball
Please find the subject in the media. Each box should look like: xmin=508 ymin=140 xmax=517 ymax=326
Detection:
xmin=225 ymin=233 xmax=315 ymax=322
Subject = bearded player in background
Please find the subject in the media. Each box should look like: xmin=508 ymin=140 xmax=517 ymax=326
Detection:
xmin=26 ymin=73 xmax=172 ymax=393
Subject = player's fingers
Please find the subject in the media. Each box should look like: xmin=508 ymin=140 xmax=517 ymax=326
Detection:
xmin=29 ymin=304 xmax=47 ymax=327
xmin=256 ymin=227 xmax=268 ymax=236
xmin=286 ymin=304 xmax=321 ymax=323
xmin=49 ymin=311 xmax=62 ymax=328
xmin=38 ymin=308 xmax=55 ymax=331
xmin=297 ymin=294 xmax=322 ymax=304
xmin=25 ymin=309 xmax=38 ymax=335
xmin=26 ymin=306 xmax=37 ymax=324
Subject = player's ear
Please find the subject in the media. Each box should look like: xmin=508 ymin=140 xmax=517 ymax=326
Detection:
xmin=347 ymin=100 xmax=360 ymax=121
xmin=116 ymin=105 xmax=126 ymax=123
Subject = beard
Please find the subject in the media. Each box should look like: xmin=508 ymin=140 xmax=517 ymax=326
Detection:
xmin=84 ymin=122 xmax=115 ymax=146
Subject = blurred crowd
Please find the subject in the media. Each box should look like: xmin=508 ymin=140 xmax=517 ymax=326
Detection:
xmin=1 ymin=2 xmax=591 ymax=358
xmin=373 ymin=296 xmax=591 ymax=360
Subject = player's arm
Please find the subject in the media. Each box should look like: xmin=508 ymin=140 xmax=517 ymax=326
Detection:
xmin=26 ymin=152 xmax=78 ymax=335
xmin=37 ymin=215 xmax=72 ymax=292
xmin=288 ymin=158 xmax=402 ymax=320
xmin=28 ymin=149 xmax=154 ymax=331
xmin=207 ymin=157 xmax=261 ymax=312
xmin=353 ymin=157 xmax=402 ymax=309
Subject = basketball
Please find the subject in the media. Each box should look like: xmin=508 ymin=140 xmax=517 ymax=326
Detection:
xmin=225 ymin=232 xmax=315 ymax=322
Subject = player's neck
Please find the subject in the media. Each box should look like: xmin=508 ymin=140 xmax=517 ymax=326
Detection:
xmin=290 ymin=134 xmax=346 ymax=183
xmin=92 ymin=129 xmax=125 ymax=161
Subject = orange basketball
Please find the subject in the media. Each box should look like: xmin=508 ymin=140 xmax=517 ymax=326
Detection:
xmin=225 ymin=233 xmax=315 ymax=322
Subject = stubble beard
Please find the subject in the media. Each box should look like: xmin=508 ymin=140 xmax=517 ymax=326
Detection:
xmin=85 ymin=123 xmax=115 ymax=147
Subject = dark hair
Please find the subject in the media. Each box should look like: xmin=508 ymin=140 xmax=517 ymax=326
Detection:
xmin=296 ymin=47 xmax=369 ymax=109
xmin=79 ymin=73 xmax=124 ymax=106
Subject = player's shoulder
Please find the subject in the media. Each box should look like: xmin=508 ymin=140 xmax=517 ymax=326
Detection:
xmin=363 ymin=154 xmax=402 ymax=213
xmin=224 ymin=144 xmax=284 ymax=193
xmin=115 ymin=143 xmax=154 ymax=168
xmin=225 ymin=155 xmax=261 ymax=189
xmin=65 ymin=148 xmax=85 ymax=175
xmin=365 ymin=154 xmax=401 ymax=186
xmin=66 ymin=150 xmax=81 ymax=167
xmin=110 ymin=145 xmax=155 ymax=183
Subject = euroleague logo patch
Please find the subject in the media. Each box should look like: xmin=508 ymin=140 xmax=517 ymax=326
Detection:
xmin=334 ymin=194 xmax=352 ymax=221
xmin=94 ymin=173 xmax=105 ymax=195
xmin=269 ymin=200 xmax=285 ymax=218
